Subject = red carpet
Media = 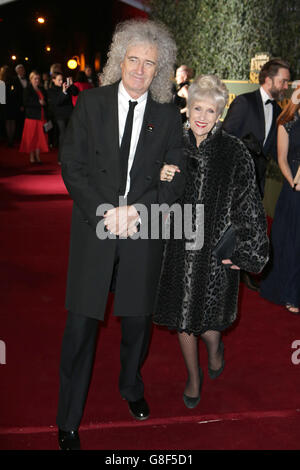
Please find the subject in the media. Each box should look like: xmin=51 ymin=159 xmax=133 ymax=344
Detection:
xmin=1 ymin=143 xmax=300 ymax=450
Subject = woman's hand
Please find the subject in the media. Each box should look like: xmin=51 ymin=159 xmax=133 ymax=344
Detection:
xmin=39 ymin=98 xmax=46 ymax=106
xmin=63 ymin=78 xmax=73 ymax=93
xmin=294 ymin=182 xmax=300 ymax=191
xmin=222 ymin=259 xmax=240 ymax=270
xmin=160 ymin=164 xmax=180 ymax=182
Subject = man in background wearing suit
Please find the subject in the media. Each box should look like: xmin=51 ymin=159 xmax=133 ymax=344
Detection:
xmin=222 ymin=59 xmax=290 ymax=290
xmin=56 ymin=19 xmax=185 ymax=450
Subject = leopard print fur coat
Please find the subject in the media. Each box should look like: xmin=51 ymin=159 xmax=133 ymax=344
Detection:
xmin=154 ymin=127 xmax=269 ymax=335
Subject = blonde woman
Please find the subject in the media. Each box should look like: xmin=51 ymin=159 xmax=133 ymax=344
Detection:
xmin=19 ymin=71 xmax=49 ymax=163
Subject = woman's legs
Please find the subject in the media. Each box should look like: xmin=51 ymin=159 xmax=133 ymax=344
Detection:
xmin=178 ymin=329 xmax=224 ymax=398
xmin=200 ymin=330 xmax=223 ymax=371
xmin=178 ymin=331 xmax=201 ymax=397
xmin=35 ymin=148 xmax=41 ymax=162
xmin=29 ymin=149 xmax=41 ymax=163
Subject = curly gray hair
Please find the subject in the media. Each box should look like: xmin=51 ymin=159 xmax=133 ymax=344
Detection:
xmin=187 ymin=74 xmax=229 ymax=116
xmin=101 ymin=19 xmax=177 ymax=104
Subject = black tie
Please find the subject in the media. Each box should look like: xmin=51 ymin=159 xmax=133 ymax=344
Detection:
xmin=265 ymin=99 xmax=275 ymax=106
xmin=119 ymin=100 xmax=138 ymax=195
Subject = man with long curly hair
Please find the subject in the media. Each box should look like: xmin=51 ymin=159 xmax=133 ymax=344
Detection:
xmin=56 ymin=19 xmax=185 ymax=450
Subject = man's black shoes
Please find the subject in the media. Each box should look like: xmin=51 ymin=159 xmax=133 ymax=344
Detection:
xmin=58 ymin=398 xmax=150 ymax=449
xmin=128 ymin=397 xmax=150 ymax=421
xmin=58 ymin=429 xmax=81 ymax=450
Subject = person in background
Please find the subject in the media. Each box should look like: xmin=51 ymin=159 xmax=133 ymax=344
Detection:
xmin=84 ymin=65 xmax=98 ymax=87
xmin=222 ymin=58 xmax=290 ymax=292
xmin=97 ymin=72 xmax=102 ymax=87
xmin=42 ymin=72 xmax=51 ymax=90
xmin=71 ymin=71 xmax=93 ymax=106
xmin=19 ymin=70 xmax=49 ymax=163
xmin=15 ymin=63 xmax=28 ymax=89
xmin=47 ymin=72 xmax=75 ymax=163
xmin=0 ymin=65 xmax=18 ymax=146
xmin=50 ymin=63 xmax=63 ymax=77
xmin=260 ymin=86 xmax=300 ymax=314
xmin=223 ymin=59 xmax=290 ymax=196
xmin=154 ymin=74 xmax=269 ymax=409
xmin=173 ymin=64 xmax=194 ymax=123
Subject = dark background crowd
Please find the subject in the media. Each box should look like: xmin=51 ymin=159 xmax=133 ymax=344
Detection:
xmin=0 ymin=0 xmax=149 ymax=159
xmin=0 ymin=62 xmax=101 ymax=156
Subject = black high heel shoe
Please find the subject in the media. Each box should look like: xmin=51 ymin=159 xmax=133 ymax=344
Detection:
xmin=208 ymin=341 xmax=225 ymax=380
xmin=183 ymin=367 xmax=203 ymax=409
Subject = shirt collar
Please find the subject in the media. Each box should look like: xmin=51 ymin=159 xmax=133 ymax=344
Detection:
xmin=260 ymin=86 xmax=273 ymax=104
xmin=119 ymin=81 xmax=148 ymax=106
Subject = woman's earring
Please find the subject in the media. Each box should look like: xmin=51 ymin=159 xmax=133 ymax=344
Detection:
xmin=184 ymin=119 xmax=190 ymax=130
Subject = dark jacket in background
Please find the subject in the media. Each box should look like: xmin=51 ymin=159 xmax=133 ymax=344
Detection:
xmin=2 ymin=80 xmax=19 ymax=119
xmin=12 ymin=76 xmax=27 ymax=111
xmin=222 ymin=89 xmax=282 ymax=159
xmin=23 ymin=85 xmax=47 ymax=120
xmin=222 ymin=89 xmax=282 ymax=197
xmin=47 ymin=85 xmax=74 ymax=120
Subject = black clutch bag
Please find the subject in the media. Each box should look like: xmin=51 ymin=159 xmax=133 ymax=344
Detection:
xmin=212 ymin=225 xmax=236 ymax=262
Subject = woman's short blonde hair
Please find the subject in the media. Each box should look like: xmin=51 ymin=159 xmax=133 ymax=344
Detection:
xmin=29 ymin=70 xmax=40 ymax=81
xmin=187 ymin=74 xmax=229 ymax=116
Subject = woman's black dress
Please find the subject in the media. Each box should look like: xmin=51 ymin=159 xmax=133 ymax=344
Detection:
xmin=260 ymin=114 xmax=300 ymax=308
xmin=154 ymin=128 xmax=269 ymax=335
xmin=172 ymin=80 xmax=189 ymax=123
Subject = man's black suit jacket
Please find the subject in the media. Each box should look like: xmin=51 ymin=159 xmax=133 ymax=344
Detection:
xmin=61 ymin=82 xmax=185 ymax=320
xmin=222 ymin=89 xmax=282 ymax=196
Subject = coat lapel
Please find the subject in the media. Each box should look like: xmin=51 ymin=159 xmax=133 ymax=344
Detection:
xmin=97 ymin=82 xmax=120 ymax=162
xmin=254 ymin=89 xmax=266 ymax=145
xmin=129 ymin=94 xmax=156 ymax=182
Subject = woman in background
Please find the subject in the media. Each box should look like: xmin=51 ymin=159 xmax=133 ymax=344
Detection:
xmin=71 ymin=71 xmax=93 ymax=107
xmin=0 ymin=65 xmax=18 ymax=147
xmin=19 ymin=70 xmax=49 ymax=163
xmin=173 ymin=64 xmax=193 ymax=123
xmin=47 ymin=72 xmax=75 ymax=163
xmin=260 ymin=87 xmax=300 ymax=314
